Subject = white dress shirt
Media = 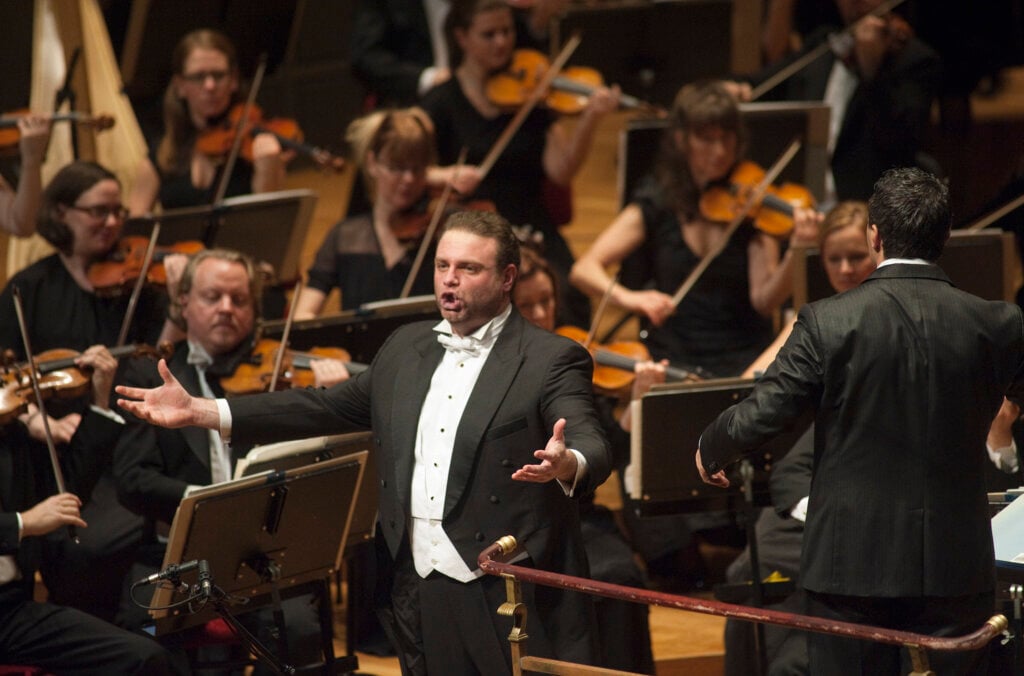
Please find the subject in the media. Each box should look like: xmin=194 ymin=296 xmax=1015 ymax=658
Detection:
xmin=188 ymin=342 xmax=233 ymax=485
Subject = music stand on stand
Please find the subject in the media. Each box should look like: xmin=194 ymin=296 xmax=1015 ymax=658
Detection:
xmin=628 ymin=378 xmax=813 ymax=675
xmin=150 ymin=451 xmax=368 ymax=675
xmin=236 ymin=433 xmax=380 ymax=676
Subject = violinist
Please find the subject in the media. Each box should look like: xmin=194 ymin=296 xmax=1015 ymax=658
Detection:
xmin=726 ymin=0 xmax=941 ymax=203
xmin=351 ymin=0 xmax=569 ymax=107
xmin=0 ymin=113 xmax=51 ymax=237
xmin=420 ymin=0 xmax=620 ymax=326
xmin=127 ymin=28 xmax=289 ymax=215
xmin=293 ymin=107 xmax=438 ymax=317
xmin=0 ymin=345 xmax=185 ymax=674
xmin=0 ymin=161 xmax=172 ymax=623
xmin=111 ymin=248 xmax=323 ymax=663
xmin=570 ymin=81 xmax=821 ymax=378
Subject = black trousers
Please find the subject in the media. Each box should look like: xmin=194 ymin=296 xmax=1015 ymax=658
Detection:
xmin=805 ymin=589 xmax=994 ymax=675
xmin=0 ymin=589 xmax=187 ymax=675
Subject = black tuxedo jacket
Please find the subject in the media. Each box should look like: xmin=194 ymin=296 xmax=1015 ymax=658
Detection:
xmin=229 ymin=309 xmax=611 ymax=574
xmin=351 ymin=0 xmax=434 ymax=107
xmin=702 ymin=264 xmax=1024 ymax=597
xmin=114 ymin=342 xmax=252 ymax=525
xmin=751 ymin=27 xmax=941 ymax=200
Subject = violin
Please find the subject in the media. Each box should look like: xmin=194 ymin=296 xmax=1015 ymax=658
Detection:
xmin=0 ymin=343 xmax=171 ymax=423
xmin=699 ymin=161 xmax=816 ymax=236
xmin=556 ymin=325 xmax=696 ymax=395
xmin=486 ymin=49 xmax=653 ymax=115
xmin=0 ymin=110 xmax=114 ymax=149
xmin=195 ymin=103 xmax=345 ymax=171
xmin=87 ymin=236 xmax=205 ymax=298
xmin=219 ymin=339 xmax=368 ymax=396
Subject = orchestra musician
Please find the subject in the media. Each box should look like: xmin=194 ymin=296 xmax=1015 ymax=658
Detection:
xmin=570 ymin=80 xmax=821 ymax=379
xmin=0 ymin=360 xmax=186 ymax=674
xmin=117 ymin=210 xmax=612 ymax=674
xmin=292 ymin=107 xmax=438 ymax=317
xmin=420 ymin=0 xmax=621 ymax=326
xmin=0 ymin=113 xmax=52 ymax=237
xmin=697 ymin=168 xmax=1024 ymax=673
xmin=727 ymin=0 xmax=942 ymax=204
xmin=111 ymin=248 xmax=322 ymax=666
xmin=351 ymin=0 xmax=570 ymax=108
xmin=127 ymin=28 xmax=289 ymax=215
xmin=0 ymin=161 xmax=172 ymax=624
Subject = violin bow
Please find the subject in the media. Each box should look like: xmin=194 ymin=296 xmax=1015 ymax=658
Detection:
xmin=967 ymin=192 xmax=1024 ymax=232
xmin=400 ymin=147 xmax=469 ymax=299
xmin=213 ymin=53 xmax=268 ymax=206
xmin=477 ymin=32 xmax=582 ymax=181
xmin=268 ymin=278 xmax=303 ymax=392
xmin=11 ymin=286 xmax=78 ymax=543
xmin=116 ymin=220 xmax=162 ymax=348
xmin=670 ymin=138 xmax=802 ymax=308
xmin=748 ymin=0 xmax=909 ymax=101
xmin=585 ymin=272 xmax=620 ymax=348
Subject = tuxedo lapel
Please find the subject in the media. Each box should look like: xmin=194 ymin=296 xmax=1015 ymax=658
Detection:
xmin=170 ymin=350 xmax=214 ymax=469
xmin=445 ymin=312 xmax=525 ymax=518
xmin=391 ymin=329 xmax=444 ymax=512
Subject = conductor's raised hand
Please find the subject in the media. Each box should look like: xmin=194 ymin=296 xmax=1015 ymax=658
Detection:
xmin=512 ymin=418 xmax=578 ymax=484
xmin=116 ymin=358 xmax=214 ymax=429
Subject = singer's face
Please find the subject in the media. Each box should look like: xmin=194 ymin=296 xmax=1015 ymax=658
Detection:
xmin=434 ymin=229 xmax=515 ymax=337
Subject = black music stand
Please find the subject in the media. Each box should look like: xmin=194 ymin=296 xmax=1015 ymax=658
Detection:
xmin=236 ymin=434 xmax=380 ymax=672
xmin=627 ymin=378 xmax=812 ymax=515
xmin=123 ymin=188 xmax=317 ymax=284
xmin=259 ymin=300 xmax=440 ymax=364
xmin=151 ymin=452 xmax=368 ymax=674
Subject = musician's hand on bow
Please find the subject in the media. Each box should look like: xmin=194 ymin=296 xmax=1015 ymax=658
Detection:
xmin=624 ymin=288 xmax=675 ymax=327
xmin=851 ymin=13 xmax=887 ymax=80
xmin=721 ymin=80 xmax=753 ymax=103
xmin=116 ymin=358 xmax=219 ymax=429
xmin=21 ymin=492 xmax=86 ymax=537
xmin=696 ymin=448 xmax=729 ymax=487
xmin=585 ymin=84 xmax=621 ymax=117
xmin=512 ymin=417 xmax=578 ymax=483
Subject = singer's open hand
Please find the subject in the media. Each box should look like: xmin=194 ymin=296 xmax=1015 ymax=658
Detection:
xmin=116 ymin=359 xmax=219 ymax=430
xmin=512 ymin=418 xmax=578 ymax=483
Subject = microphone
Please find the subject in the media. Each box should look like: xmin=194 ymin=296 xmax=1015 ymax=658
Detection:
xmin=135 ymin=559 xmax=201 ymax=585
xmin=198 ymin=559 xmax=212 ymax=598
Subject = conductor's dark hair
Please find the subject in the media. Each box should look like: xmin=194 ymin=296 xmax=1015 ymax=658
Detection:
xmin=868 ymin=167 xmax=951 ymax=261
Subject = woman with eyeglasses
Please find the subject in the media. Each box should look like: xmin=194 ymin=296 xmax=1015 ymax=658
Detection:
xmin=128 ymin=28 xmax=288 ymax=215
xmin=292 ymin=107 xmax=439 ymax=319
xmin=0 ymin=161 xmax=175 ymax=624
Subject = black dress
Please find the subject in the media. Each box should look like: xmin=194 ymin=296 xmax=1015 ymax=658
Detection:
xmin=628 ymin=183 xmax=773 ymax=377
xmin=306 ymin=212 xmax=435 ymax=310
xmin=148 ymin=145 xmax=253 ymax=210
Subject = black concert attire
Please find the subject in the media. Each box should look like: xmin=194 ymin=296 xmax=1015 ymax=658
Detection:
xmin=306 ymin=212 xmax=435 ymax=310
xmin=0 ymin=412 xmax=187 ymax=674
xmin=0 ymin=254 xmax=166 ymax=624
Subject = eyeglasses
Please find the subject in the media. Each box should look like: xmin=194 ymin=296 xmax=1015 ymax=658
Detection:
xmin=180 ymin=70 xmax=230 ymax=85
xmin=68 ymin=204 xmax=129 ymax=221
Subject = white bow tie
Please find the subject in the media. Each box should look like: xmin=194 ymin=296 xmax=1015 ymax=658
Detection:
xmin=437 ymin=333 xmax=481 ymax=357
xmin=187 ymin=349 xmax=213 ymax=369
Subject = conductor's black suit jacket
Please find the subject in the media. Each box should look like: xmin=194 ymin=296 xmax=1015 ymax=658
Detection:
xmin=229 ymin=308 xmax=611 ymax=589
xmin=702 ymin=263 xmax=1024 ymax=598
